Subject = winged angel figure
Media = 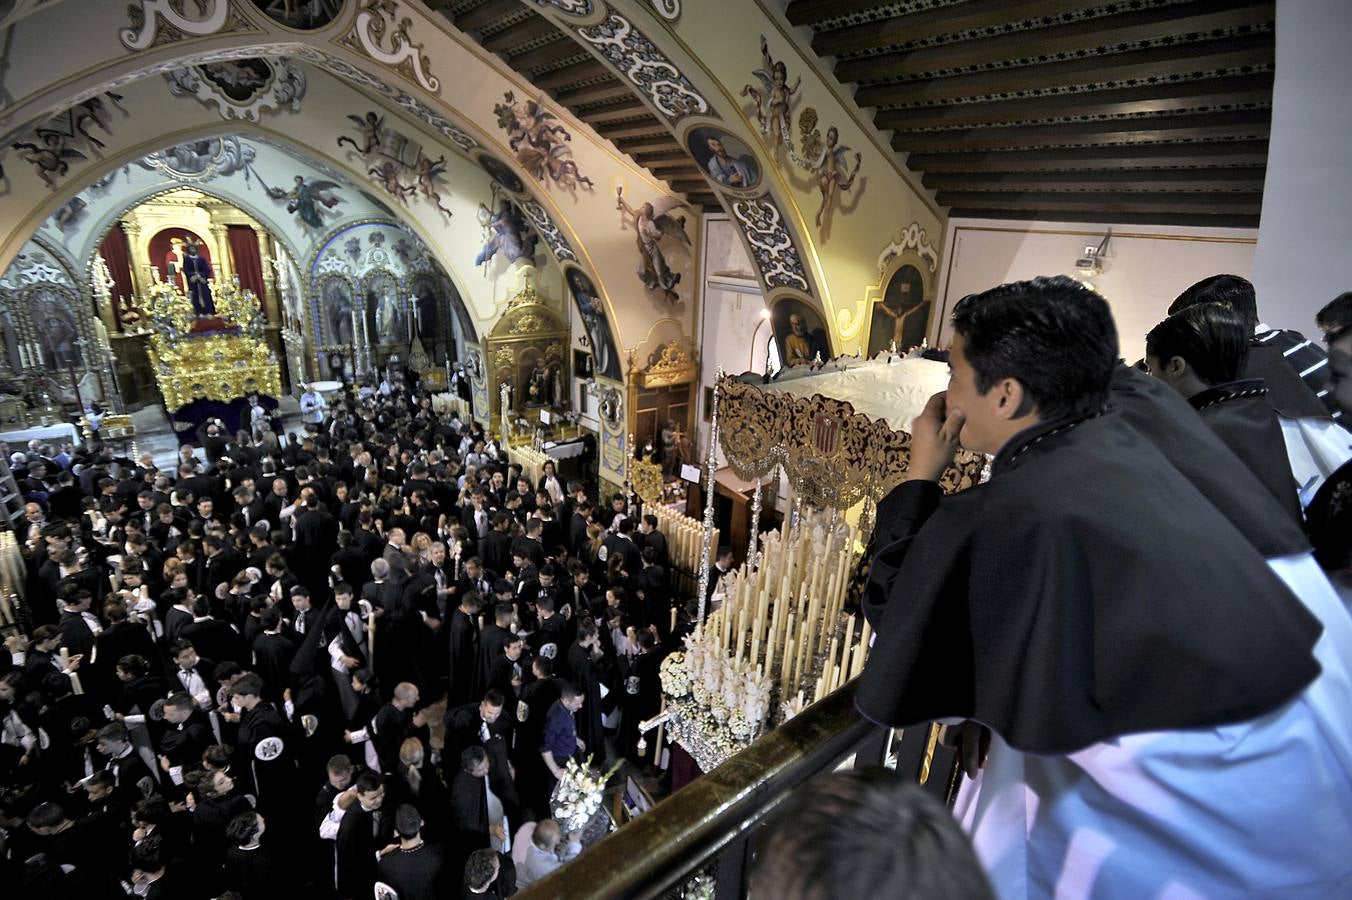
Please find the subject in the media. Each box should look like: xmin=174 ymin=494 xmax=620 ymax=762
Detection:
xmin=741 ymin=35 xmax=800 ymax=153
xmin=266 ymin=175 xmax=343 ymax=230
xmin=494 ymin=92 xmax=594 ymax=194
xmin=616 ymin=188 xmax=689 ymax=304
xmin=790 ymin=108 xmax=862 ymax=241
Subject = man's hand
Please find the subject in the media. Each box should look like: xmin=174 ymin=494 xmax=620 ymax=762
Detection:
xmin=65 ymin=653 xmax=83 ymax=672
xmin=343 ymin=730 xmax=353 ymax=744
xmin=489 ymin=823 xmax=505 ymax=841
xmin=412 ymin=710 xmax=427 ymax=728
xmin=379 ymin=842 xmax=399 ymax=857
xmin=905 ymin=392 xmax=965 ymax=483
xmin=940 ymin=720 xmax=991 ymax=779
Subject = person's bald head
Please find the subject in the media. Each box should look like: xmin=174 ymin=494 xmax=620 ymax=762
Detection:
xmin=533 ymin=818 xmax=562 ymax=850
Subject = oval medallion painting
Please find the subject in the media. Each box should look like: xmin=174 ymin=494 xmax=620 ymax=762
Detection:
xmin=253 ymin=0 xmax=341 ymax=30
xmin=686 ymin=127 xmax=761 ymax=192
xmin=478 ymin=153 xmax=526 ymax=194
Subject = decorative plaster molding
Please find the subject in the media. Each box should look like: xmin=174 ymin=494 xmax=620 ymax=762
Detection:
xmin=119 ymin=0 xmax=233 ymax=51
xmin=877 ymin=222 xmax=940 ymax=276
xmin=532 ymin=0 xmax=594 ymax=16
xmin=729 ymin=197 xmax=810 ymax=293
xmin=648 ymin=0 xmax=681 ymax=22
xmin=164 ymin=57 xmax=306 ymax=123
xmin=577 ymin=9 xmax=710 ymax=124
xmin=518 ymin=200 xmax=578 ymax=264
xmin=341 ymin=0 xmax=441 ymax=94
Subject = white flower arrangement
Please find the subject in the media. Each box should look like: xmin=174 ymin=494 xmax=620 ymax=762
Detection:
xmin=660 ymin=652 xmax=691 ymax=697
xmin=551 ymin=755 xmax=620 ymax=833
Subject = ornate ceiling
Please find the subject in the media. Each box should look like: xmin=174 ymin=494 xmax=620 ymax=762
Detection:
xmin=432 ymin=0 xmax=719 ymax=210
xmin=785 ymin=0 xmax=1274 ymax=227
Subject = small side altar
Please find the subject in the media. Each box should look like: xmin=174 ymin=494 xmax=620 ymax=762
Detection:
xmin=140 ymin=274 xmax=281 ymax=433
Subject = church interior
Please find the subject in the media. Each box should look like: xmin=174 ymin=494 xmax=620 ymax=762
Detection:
xmin=0 ymin=1 xmax=1349 ymax=898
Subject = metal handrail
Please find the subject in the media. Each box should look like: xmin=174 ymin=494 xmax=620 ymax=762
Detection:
xmin=518 ymin=679 xmax=885 ymax=900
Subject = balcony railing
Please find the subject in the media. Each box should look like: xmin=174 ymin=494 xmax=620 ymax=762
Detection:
xmin=518 ymin=680 xmax=961 ymax=899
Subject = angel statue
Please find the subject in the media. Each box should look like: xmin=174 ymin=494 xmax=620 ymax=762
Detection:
xmin=412 ymin=154 xmax=453 ymax=217
xmin=616 ymin=187 xmax=689 ymax=304
xmin=741 ymin=35 xmax=800 ymax=154
xmin=267 ymin=175 xmax=343 ymax=229
xmin=791 ymin=110 xmax=862 ymax=240
xmin=494 ymin=92 xmax=594 ymax=194
xmin=475 ymin=198 xmax=538 ymax=267
xmin=338 ymin=111 xmax=384 ymax=158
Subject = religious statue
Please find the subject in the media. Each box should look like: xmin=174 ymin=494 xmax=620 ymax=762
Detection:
xmin=791 ymin=112 xmax=863 ymax=241
xmin=493 ymin=92 xmax=594 ymax=194
xmin=784 ymin=313 xmax=812 ymax=367
xmin=118 ymin=293 xmax=145 ymax=331
xmin=876 ymin=300 xmax=927 ymax=352
xmin=658 ymin=419 xmax=687 ymax=480
xmin=164 ymin=238 xmax=187 ymax=291
xmin=412 ymin=154 xmax=453 ymax=217
xmin=742 ymin=35 xmax=800 ymax=154
xmin=373 ymin=289 xmax=405 ymax=342
xmin=266 ymin=174 xmax=343 ymax=230
xmin=180 ymin=241 xmax=215 ymax=315
xmin=475 ymin=198 xmax=538 ymax=267
xmin=615 ymin=187 xmax=689 ymax=304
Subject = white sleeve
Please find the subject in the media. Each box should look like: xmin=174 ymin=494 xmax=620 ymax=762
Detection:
xmin=318 ymin=799 xmax=346 ymax=840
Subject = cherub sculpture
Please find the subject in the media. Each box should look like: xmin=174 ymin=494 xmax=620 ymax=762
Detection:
xmin=13 ymin=131 xmax=86 ymax=190
xmin=369 ymin=160 xmax=415 ymax=202
xmin=741 ymin=35 xmax=800 ymax=153
xmin=338 ymin=111 xmax=384 ymax=158
xmin=475 ymin=198 xmax=538 ymax=267
xmin=412 ymin=154 xmax=453 ymax=217
xmin=616 ymin=187 xmax=690 ymax=304
xmin=791 ymin=110 xmax=862 ymax=240
xmin=493 ymin=92 xmax=594 ymax=194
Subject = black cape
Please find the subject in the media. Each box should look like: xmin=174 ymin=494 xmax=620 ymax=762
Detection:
xmin=1108 ymin=364 xmax=1310 ymax=558
xmin=856 ymin=412 xmax=1322 ymax=754
xmin=1189 ymin=379 xmax=1303 ymax=525
xmin=1306 ymin=457 xmax=1352 ymax=572
xmin=1246 ymin=340 xmax=1331 ymax=419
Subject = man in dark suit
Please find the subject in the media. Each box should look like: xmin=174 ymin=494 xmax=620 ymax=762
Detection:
xmin=335 ymin=772 xmax=394 ymax=900
xmin=376 ymin=804 xmax=449 ymax=900
xmin=293 ymin=489 xmax=338 ymax=599
xmin=510 ymin=518 xmax=546 ymax=571
xmin=601 ymin=517 xmax=642 ymax=574
xmin=637 ymin=514 xmax=669 ymax=568
xmin=480 ymin=513 xmax=514 ymax=581
xmin=446 ymin=591 xmax=484 ymax=707
xmin=202 ymin=534 xmax=243 ymax=599
xmin=251 ymin=608 xmax=295 ymax=701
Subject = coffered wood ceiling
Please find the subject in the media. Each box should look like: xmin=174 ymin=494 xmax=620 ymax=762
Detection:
xmin=438 ymin=0 xmax=1273 ymax=227
xmin=786 ymin=0 xmax=1275 ymax=227
xmin=432 ymin=0 xmax=720 ymax=210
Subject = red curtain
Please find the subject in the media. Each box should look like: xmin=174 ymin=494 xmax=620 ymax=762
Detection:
xmin=99 ymin=223 xmax=135 ymax=330
xmin=226 ymin=225 xmax=267 ymax=309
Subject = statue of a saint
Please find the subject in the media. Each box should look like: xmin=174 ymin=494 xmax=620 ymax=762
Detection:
xmin=784 ymin=313 xmax=812 ymax=367
xmin=181 ymin=241 xmax=215 ymax=315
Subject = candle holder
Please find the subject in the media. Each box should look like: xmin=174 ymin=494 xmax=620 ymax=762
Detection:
xmin=695 ymin=369 xmax=723 ymax=627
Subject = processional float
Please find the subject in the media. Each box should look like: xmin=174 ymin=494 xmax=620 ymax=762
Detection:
xmin=639 ymin=357 xmax=986 ymax=771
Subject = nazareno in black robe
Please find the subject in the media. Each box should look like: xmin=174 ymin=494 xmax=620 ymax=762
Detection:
xmin=1189 ymin=378 xmax=1304 ymax=526
xmin=1107 ymin=363 xmax=1310 ymax=558
xmin=856 ymin=409 xmax=1322 ymax=755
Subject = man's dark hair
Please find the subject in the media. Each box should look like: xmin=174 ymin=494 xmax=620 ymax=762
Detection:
xmin=483 ymin=688 xmax=505 ymax=708
xmin=951 ymin=276 xmax=1118 ymax=420
xmin=461 ymin=745 xmax=488 ymax=773
xmin=356 ymin=771 xmax=383 ymax=794
xmin=1316 ymin=291 xmax=1352 ymax=342
xmin=753 ymin=768 xmax=994 ymax=900
xmin=394 ymin=802 xmax=422 ymax=839
xmin=1146 ymin=303 xmax=1250 ymax=387
xmin=230 ymin=673 xmax=264 ymax=698
xmin=226 ymin=810 xmax=262 ymax=846
xmin=560 ymin=681 xmax=583 ymax=701
xmin=1168 ymin=273 xmax=1259 ymax=330
xmin=26 ymin=801 xmax=67 ymax=830
xmin=464 ymin=848 xmax=500 ymax=891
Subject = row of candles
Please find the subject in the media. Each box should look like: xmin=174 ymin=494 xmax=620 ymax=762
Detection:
xmin=706 ymin=520 xmax=872 ymax=712
xmin=649 ymin=504 xmax=718 ymax=575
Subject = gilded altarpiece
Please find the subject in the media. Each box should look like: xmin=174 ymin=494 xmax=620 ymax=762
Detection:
xmin=482 ymin=286 xmax=569 ymax=438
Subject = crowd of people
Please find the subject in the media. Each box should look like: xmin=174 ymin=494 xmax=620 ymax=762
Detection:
xmin=1 ymin=274 xmax=1350 ymax=900
xmin=0 ymin=373 xmax=694 ymax=898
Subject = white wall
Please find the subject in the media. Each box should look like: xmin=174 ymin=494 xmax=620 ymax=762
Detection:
xmin=1252 ymin=0 xmax=1352 ymax=336
xmin=935 ymin=217 xmax=1259 ymax=361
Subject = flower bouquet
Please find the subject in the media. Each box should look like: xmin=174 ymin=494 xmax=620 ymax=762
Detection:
xmin=550 ymin=755 xmax=621 ymax=839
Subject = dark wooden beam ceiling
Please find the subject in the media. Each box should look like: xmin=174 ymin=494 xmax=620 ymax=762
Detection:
xmin=786 ymin=0 xmax=1277 ymax=226
xmin=440 ymin=1 xmax=721 ymax=212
